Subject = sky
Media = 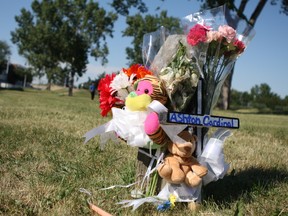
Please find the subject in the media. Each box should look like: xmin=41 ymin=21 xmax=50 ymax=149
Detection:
xmin=1 ymin=0 xmax=287 ymax=98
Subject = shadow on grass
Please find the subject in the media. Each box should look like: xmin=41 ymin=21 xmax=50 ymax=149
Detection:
xmin=202 ymin=167 xmax=288 ymax=205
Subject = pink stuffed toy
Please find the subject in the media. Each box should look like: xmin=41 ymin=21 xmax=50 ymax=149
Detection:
xmin=125 ymin=75 xmax=170 ymax=145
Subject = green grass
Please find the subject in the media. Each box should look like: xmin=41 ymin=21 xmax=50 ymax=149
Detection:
xmin=0 ymin=89 xmax=287 ymax=215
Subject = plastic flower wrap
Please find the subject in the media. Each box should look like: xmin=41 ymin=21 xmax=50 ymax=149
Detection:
xmin=181 ymin=5 xmax=255 ymax=114
xmin=158 ymin=40 xmax=200 ymax=112
xmin=144 ymin=29 xmax=201 ymax=112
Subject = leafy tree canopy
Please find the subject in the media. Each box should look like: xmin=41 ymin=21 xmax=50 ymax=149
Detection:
xmin=0 ymin=40 xmax=11 ymax=63
xmin=230 ymin=83 xmax=287 ymax=113
xmin=123 ymin=11 xmax=181 ymax=65
xmin=11 ymin=0 xmax=117 ymax=94
xmin=110 ymin=0 xmax=148 ymax=15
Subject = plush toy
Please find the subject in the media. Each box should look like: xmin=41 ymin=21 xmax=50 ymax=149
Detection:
xmin=125 ymin=75 xmax=207 ymax=187
xmin=157 ymin=131 xmax=208 ymax=187
xmin=125 ymin=75 xmax=170 ymax=145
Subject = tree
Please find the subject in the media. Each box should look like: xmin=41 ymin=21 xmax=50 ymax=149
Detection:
xmin=230 ymin=89 xmax=252 ymax=108
xmin=0 ymin=40 xmax=11 ymax=64
xmin=250 ymin=83 xmax=282 ymax=110
xmin=197 ymin=0 xmax=288 ymax=110
xmin=230 ymin=84 xmax=287 ymax=113
xmin=110 ymin=0 xmax=148 ymax=15
xmin=11 ymin=0 xmax=117 ymax=95
xmin=123 ymin=11 xmax=181 ymax=65
xmin=0 ymin=41 xmax=11 ymax=80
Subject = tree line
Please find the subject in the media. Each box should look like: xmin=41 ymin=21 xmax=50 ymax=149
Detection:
xmin=230 ymin=83 xmax=288 ymax=114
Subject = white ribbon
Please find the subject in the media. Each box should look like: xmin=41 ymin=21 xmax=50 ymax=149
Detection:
xmin=198 ymin=129 xmax=231 ymax=185
xmin=147 ymin=100 xmax=168 ymax=113
xmin=112 ymin=108 xmax=151 ymax=147
xmin=161 ymin=124 xmax=188 ymax=144
xmin=118 ymin=197 xmax=162 ymax=211
xmin=95 ymin=148 xmax=165 ymax=197
xmin=117 ymin=182 xmax=202 ymax=211
xmin=83 ymin=122 xmax=116 ymax=144
xmin=83 ymin=108 xmax=151 ymax=148
xmin=157 ymin=182 xmax=201 ymax=202
xmin=99 ymin=181 xmax=140 ymax=191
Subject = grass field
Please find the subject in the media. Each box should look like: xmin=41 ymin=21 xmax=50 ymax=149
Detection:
xmin=0 ymin=88 xmax=287 ymax=216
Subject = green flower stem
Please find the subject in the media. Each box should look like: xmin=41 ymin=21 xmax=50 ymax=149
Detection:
xmin=202 ymin=40 xmax=238 ymax=114
xmin=145 ymin=171 xmax=159 ymax=197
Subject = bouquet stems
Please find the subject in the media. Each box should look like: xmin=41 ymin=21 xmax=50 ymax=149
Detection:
xmin=145 ymin=171 xmax=159 ymax=197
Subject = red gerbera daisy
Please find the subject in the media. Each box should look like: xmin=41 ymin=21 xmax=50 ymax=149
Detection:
xmin=98 ymin=73 xmax=120 ymax=117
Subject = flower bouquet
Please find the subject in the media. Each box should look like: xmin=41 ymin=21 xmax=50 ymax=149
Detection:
xmin=181 ymin=5 xmax=255 ymax=115
xmin=146 ymin=31 xmax=201 ymax=113
xmin=144 ymin=4 xmax=254 ymax=207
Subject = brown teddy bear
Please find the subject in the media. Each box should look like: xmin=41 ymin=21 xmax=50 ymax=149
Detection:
xmin=157 ymin=131 xmax=208 ymax=187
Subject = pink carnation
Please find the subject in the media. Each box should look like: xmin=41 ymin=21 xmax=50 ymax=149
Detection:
xmin=187 ymin=24 xmax=209 ymax=46
xmin=218 ymin=25 xmax=236 ymax=43
xmin=234 ymin=39 xmax=246 ymax=54
xmin=206 ymin=30 xmax=222 ymax=42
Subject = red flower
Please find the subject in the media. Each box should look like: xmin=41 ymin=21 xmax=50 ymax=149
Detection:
xmin=98 ymin=73 xmax=120 ymax=117
xmin=122 ymin=64 xmax=153 ymax=79
xmin=187 ymin=24 xmax=209 ymax=46
xmin=233 ymin=39 xmax=246 ymax=54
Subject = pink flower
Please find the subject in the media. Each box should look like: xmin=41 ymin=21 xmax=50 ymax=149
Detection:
xmin=187 ymin=24 xmax=209 ymax=46
xmin=218 ymin=25 xmax=236 ymax=43
xmin=206 ymin=30 xmax=222 ymax=42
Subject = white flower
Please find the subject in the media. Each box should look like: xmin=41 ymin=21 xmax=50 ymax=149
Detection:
xmin=116 ymin=88 xmax=129 ymax=100
xmin=159 ymin=67 xmax=175 ymax=85
xmin=110 ymin=70 xmax=132 ymax=94
xmin=109 ymin=70 xmax=136 ymax=101
xmin=191 ymin=73 xmax=198 ymax=87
